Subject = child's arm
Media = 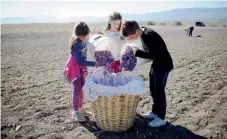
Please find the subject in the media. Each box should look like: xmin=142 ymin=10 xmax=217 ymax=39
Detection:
xmin=135 ymin=49 xmax=153 ymax=59
xmin=71 ymin=44 xmax=96 ymax=67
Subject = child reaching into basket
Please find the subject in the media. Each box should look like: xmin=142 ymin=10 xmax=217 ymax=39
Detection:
xmin=121 ymin=20 xmax=174 ymax=127
xmin=64 ymin=22 xmax=101 ymax=122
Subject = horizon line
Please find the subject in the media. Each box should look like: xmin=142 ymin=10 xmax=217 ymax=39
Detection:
xmin=1 ymin=7 xmax=227 ymax=19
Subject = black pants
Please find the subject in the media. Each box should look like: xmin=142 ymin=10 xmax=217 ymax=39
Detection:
xmin=189 ymin=29 xmax=193 ymax=37
xmin=149 ymin=68 xmax=169 ymax=120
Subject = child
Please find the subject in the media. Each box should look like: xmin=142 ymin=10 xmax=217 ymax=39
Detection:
xmin=103 ymin=11 xmax=123 ymax=73
xmin=64 ymin=22 xmax=99 ymax=122
xmin=121 ymin=21 xmax=174 ymax=127
xmin=103 ymin=11 xmax=122 ymax=46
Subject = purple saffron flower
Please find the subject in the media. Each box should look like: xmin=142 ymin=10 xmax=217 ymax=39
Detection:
xmin=94 ymin=50 xmax=115 ymax=66
xmin=120 ymin=48 xmax=137 ymax=71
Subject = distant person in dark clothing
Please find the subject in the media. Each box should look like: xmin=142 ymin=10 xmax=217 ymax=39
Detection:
xmin=185 ymin=26 xmax=194 ymax=37
xmin=189 ymin=26 xmax=194 ymax=37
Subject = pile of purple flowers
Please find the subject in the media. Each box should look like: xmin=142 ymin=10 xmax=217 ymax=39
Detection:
xmin=94 ymin=50 xmax=115 ymax=66
xmin=120 ymin=48 xmax=137 ymax=71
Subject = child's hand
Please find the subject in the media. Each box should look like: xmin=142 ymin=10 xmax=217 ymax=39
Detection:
xmin=95 ymin=63 xmax=104 ymax=68
xmin=132 ymin=47 xmax=138 ymax=55
xmin=95 ymin=63 xmax=99 ymax=68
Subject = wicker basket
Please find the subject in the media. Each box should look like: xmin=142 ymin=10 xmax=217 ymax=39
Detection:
xmin=92 ymin=95 xmax=140 ymax=132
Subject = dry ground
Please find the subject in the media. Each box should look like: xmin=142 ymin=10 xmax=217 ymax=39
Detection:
xmin=1 ymin=23 xmax=227 ymax=139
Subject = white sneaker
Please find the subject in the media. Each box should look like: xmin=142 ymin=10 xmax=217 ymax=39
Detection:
xmin=72 ymin=111 xmax=86 ymax=122
xmin=141 ymin=111 xmax=157 ymax=119
xmin=148 ymin=117 xmax=166 ymax=127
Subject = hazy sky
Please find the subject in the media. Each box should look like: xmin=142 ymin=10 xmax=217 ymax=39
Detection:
xmin=1 ymin=1 xmax=227 ymax=18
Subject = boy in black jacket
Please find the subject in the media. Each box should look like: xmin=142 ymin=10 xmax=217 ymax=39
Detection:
xmin=122 ymin=20 xmax=173 ymax=127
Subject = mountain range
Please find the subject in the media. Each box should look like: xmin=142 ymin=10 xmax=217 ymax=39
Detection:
xmin=1 ymin=7 xmax=227 ymax=24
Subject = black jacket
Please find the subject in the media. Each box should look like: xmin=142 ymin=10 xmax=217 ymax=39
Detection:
xmin=135 ymin=27 xmax=173 ymax=72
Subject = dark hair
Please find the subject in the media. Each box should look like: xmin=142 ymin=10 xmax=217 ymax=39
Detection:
xmin=122 ymin=20 xmax=140 ymax=37
xmin=105 ymin=11 xmax=122 ymax=31
xmin=75 ymin=21 xmax=90 ymax=36
xmin=109 ymin=11 xmax=122 ymax=21
xmin=69 ymin=22 xmax=90 ymax=52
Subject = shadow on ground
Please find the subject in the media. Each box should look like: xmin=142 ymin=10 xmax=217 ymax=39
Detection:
xmin=80 ymin=114 xmax=207 ymax=139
